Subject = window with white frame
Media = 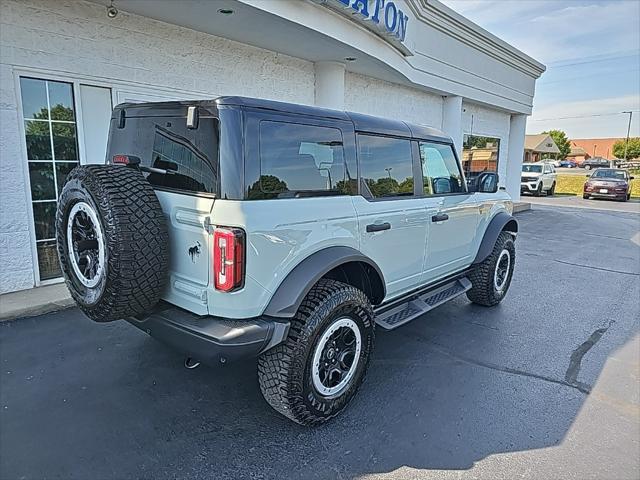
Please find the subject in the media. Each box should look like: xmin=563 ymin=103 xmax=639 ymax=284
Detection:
xmin=20 ymin=77 xmax=80 ymax=281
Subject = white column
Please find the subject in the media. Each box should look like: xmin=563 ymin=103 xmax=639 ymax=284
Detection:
xmin=314 ymin=61 xmax=345 ymax=110
xmin=442 ymin=95 xmax=463 ymax=157
xmin=506 ymin=114 xmax=527 ymax=202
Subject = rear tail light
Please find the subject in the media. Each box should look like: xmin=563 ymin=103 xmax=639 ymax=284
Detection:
xmin=112 ymin=155 xmax=141 ymax=166
xmin=213 ymin=227 xmax=245 ymax=292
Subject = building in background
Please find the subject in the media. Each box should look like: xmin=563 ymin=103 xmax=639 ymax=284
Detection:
xmin=523 ymin=134 xmax=560 ymax=162
xmin=0 ymin=0 xmax=545 ymax=294
xmin=570 ymin=138 xmax=624 ymax=162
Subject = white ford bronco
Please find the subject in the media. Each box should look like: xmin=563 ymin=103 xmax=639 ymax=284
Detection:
xmin=56 ymin=97 xmax=517 ymax=426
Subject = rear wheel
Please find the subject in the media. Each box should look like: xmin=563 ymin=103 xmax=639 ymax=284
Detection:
xmin=467 ymin=232 xmax=515 ymax=307
xmin=583 ymin=194 xmax=589 ymax=199
xmin=258 ymin=279 xmax=375 ymax=426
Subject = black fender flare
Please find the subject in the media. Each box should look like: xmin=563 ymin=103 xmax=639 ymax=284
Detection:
xmin=473 ymin=212 xmax=518 ymax=264
xmin=263 ymin=246 xmax=386 ymax=318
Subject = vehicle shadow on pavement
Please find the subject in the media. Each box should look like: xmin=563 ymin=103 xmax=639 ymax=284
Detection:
xmin=1 ymin=304 xmax=636 ymax=479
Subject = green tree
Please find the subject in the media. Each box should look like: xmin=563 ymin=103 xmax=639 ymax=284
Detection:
xmin=542 ymin=130 xmax=571 ymax=159
xmin=612 ymin=137 xmax=640 ymax=160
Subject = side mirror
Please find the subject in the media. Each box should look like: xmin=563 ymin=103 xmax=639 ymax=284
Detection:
xmin=585 ymin=174 xmax=590 ymax=177
xmin=472 ymin=172 xmax=499 ymax=193
xmin=630 ymin=176 xmax=635 ymax=180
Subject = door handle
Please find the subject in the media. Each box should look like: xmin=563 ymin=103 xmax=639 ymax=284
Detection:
xmin=431 ymin=213 xmax=449 ymax=222
xmin=366 ymin=222 xmax=391 ymax=233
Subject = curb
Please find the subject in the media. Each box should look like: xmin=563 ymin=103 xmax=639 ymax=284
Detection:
xmin=0 ymin=298 xmax=75 ymax=322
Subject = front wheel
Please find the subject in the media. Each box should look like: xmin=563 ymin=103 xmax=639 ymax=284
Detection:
xmin=533 ymin=182 xmax=543 ymax=197
xmin=467 ymin=232 xmax=515 ymax=307
xmin=258 ymin=279 xmax=375 ymax=426
xmin=548 ymin=182 xmax=556 ymax=196
xmin=584 ymin=165 xmax=591 ymax=170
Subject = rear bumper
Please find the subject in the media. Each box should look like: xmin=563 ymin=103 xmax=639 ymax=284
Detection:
xmin=127 ymin=303 xmax=289 ymax=364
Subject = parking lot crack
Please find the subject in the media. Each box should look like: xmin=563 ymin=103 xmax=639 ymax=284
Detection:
xmin=564 ymin=321 xmax=614 ymax=394
xmin=399 ymin=331 xmax=589 ymax=394
xmin=554 ymin=259 xmax=640 ymax=276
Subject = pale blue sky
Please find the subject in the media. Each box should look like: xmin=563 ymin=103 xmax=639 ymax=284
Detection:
xmin=441 ymin=0 xmax=640 ymax=138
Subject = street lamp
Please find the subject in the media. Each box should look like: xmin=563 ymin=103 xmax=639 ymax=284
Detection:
xmin=385 ymin=167 xmax=392 ymax=179
xmin=622 ymin=111 xmax=633 ymax=162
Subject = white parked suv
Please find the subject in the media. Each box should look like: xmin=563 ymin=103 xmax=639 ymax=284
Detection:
xmin=521 ymin=162 xmax=557 ymax=196
xmin=56 ymin=97 xmax=518 ymax=425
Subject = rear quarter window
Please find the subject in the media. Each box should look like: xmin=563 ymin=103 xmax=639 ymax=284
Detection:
xmin=249 ymin=121 xmax=355 ymax=199
xmin=106 ymin=112 xmax=219 ymax=195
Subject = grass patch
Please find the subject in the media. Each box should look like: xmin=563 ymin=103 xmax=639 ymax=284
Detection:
xmin=555 ymin=174 xmax=640 ymax=198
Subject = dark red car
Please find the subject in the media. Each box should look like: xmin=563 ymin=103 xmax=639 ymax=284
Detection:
xmin=583 ymin=168 xmax=634 ymax=202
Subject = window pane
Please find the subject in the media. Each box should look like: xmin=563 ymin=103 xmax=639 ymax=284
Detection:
xmin=108 ymin=114 xmax=219 ymax=194
xmin=254 ymin=121 xmax=351 ymax=199
xmin=358 ymin=135 xmax=413 ymax=198
xmin=32 ymin=201 xmax=57 ymax=240
xmin=28 ymin=162 xmax=56 ymax=200
xmin=20 ymin=78 xmax=49 ymax=120
xmin=419 ymin=142 xmax=465 ymax=195
xmin=24 ymin=120 xmax=52 ymax=160
xmin=461 ymin=135 xmax=500 ymax=182
xmin=36 ymin=240 xmax=62 ymax=280
xmin=52 ymin=122 xmax=78 ymax=160
xmin=55 ymin=162 xmax=78 ymax=195
xmin=48 ymin=81 xmax=75 ymax=121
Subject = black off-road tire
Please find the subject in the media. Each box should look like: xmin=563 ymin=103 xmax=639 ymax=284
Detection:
xmin=548 ymin=182 xmax=556 ymax=196
xmin=56 ymin=165 xmax=168 ymax=322
xmin=258 ymin=279 xmax=375 ymax=426
xmin=466 ymin=231 xmax=515 ymax=307
xmin=533 ymin=183 xmax=543 ymax=197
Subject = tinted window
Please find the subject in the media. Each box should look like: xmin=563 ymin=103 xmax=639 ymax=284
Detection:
xmin=107 ymin=113 xmax=219 ymax=194
xmin=419 ymin=142 xmax=465 ymax=195
xmin=358 ymin=135 xmax=414 ymax=198
xmin=462 ymin=135 xmax=500 ymax=181
xmin=252 ymin=121 xmax=353 ymax=199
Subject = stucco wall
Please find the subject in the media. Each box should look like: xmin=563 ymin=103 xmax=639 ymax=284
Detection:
xmin=345 ymin=72 xmax=444 ymax=129
xmin=0 ymin=0 xmax=315 ymax=293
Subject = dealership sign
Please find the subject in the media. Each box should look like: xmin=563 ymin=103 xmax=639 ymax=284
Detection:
xmin=321 ymin=0 xmax=413 ymax=55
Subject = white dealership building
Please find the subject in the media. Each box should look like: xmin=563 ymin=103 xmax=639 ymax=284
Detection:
xmin=0 ymin=0 xmax=545 ymax=294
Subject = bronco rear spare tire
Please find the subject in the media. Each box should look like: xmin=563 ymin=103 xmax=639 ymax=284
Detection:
xmin=56 ymin=165 xmax=168 ymax=322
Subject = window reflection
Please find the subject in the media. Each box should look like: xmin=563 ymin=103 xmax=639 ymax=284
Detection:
xmin=358 ymin=135 xmax=413 ymax=198
xmin=419 ymin=142 xmax=464 ymax=195
xmin=462 ymin=135 xmax=500 ymax=182
xmin=252 ymin=121 xmax=352 ymax=199
xmin=20 ymin=77 xmax=79 ymax=281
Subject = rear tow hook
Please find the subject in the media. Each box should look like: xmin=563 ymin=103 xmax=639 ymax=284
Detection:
xmin=184 ymin=357 xmax=201 ymax=369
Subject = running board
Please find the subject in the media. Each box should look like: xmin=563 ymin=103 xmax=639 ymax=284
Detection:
xmin=374 ymin=277 xmax=472 ymax=330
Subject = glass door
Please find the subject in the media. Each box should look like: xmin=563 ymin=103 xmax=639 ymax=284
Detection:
xmin=20 ymin=77 xmax=80 ymax=281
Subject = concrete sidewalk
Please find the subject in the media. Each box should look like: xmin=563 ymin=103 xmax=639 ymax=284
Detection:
xmin=0 ymin=283 xmax=73 ymax=321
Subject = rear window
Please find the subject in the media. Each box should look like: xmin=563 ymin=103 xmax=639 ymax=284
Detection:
xmin=107 ymin=111 xmax=219 ymax=194
xmin=250 ymin=121 xmax=354 ymax=199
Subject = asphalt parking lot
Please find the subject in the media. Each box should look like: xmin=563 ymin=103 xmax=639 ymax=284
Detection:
xmin=1 ymin=206 xmax=639 ymax=480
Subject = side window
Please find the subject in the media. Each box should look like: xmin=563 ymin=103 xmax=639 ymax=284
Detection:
xmin=419 ymin=142 xmax=465 ymax=195
xmin=357 ymin=135 xmax=414 ymax=198
xmin=252 ymin=121 xmax=353 ymax=199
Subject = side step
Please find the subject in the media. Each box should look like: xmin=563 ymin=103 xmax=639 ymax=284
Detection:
xmin=374 ymin=277 xmax=472 ymax=330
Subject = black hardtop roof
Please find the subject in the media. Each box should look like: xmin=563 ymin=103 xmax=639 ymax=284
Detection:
xmin=217 ymin=96 xmax=450 ymax=142
xmin=114 ymin=96 xmax=451 ymax=142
